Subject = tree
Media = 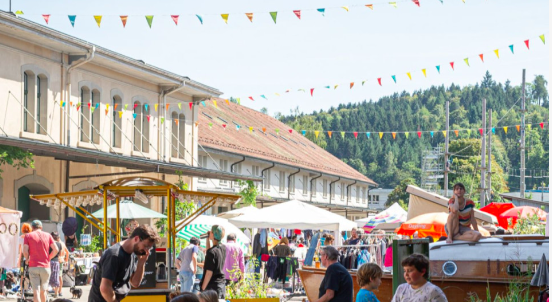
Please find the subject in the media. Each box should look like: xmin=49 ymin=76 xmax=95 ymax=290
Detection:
xmin=386 ymin=178 xmax=416 ymax=207
xmin=260 ymin=107 xmax=268 ymax=115
xmin=154 ymin=171 xmax=195 ymax=237
xmin=532 ymin=75 xmax=548 ymax=106
xmin=236 ymin=180 xmax=260 ymax=207
xmin=0 ymin=146 xmax=34 ymax=177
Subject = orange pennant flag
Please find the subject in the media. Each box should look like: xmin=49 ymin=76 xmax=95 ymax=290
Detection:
xmin=350 ymin=82 xmax=354 ymax=89
xmin=392 ymin=132 xmax=396 ymax=139
xmin=262 ymin=127 xmax=267 ymax=133
xmin=454 ymin=130 xmax=459 ymax=137
xmin=225 ymin=99 xmax=230 ymax=105
xmin=479 ymin=54 xmax=484 ymax=62
xmin=245 ymin=13 xmax=253 ymax=22
xmin=165 ymin=104 xmax=170 ymax=111
xmin=120 ymin=15 xmax=128 ymax=27
xmin=327 ymin=131 xmax=332 ymax=138
xmin=114 ymin=104 xmax=119 ymax=111
xmin=516 ymin=125 xmax=520 ymax=132
xmin=175 ymin=119 xmax=179 ymax=125
xmin=366 ymin=4 xmax=374 ymax=9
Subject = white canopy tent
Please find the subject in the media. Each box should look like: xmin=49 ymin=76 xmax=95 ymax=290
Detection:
xmin=229 ymin=200 xmax=357 ymax=245
xmin=217 ymin=205 xmax=260 ymax=219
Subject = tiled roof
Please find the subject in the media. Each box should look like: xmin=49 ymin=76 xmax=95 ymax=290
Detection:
xmin=198 ymin=100 xmax=377 ymax=185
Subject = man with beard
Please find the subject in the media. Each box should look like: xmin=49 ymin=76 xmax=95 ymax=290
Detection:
xmin=88 ymin=225 xmax=160 ymax=302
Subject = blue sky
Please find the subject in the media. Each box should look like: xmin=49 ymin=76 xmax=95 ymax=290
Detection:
xmin=5 ymin=0 xmax=549 ymax=115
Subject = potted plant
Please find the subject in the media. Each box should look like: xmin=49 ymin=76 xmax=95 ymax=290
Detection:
xmin=225 ymin=259 xmax=280 ymax=302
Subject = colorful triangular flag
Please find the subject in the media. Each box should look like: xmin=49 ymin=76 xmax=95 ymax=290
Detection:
xmin=442 ymin=131 xmax=447 ymax=137
xmin=317 ymin=8 xmax=326 ymax=16
xmin=412 ymin=0 xmax=420 ymax=6
xmin=353 ymin=132 xmax=358 ymax=139
xmin=68 ymin=15 xmax=76 ymax=27
xmin=450 ymin=62 xmax=454 ymax=70
xmin=315 ymin=131 xmax=319 ymax=138
xmin=366 ymin=4 xmax=374 ymax=9
xmin=350 ymin=82 xmax=354 ymax=89
xmin=93 ymin=15 xmax=102 ymax=28
xmin=540 ymin=122 xmax=544 ymax=129
xmin=196 ymin=15 xmax=203 ymax=25
xmin=407 ymin=72 xmax=412 ymax=80
xmin=145 ymin=15 xmax=154 ymax=28
xmin=422 ymin=69 xmax=427 ymax=77
xmin=436 ymin=65 xmax=440 ymax=73
xmin=42 ymin=14 xmax=50 ymax=24
xmin=171 ymin=15 xmax=179 ymax=25
xmin=404 ymin=132 xmax=409 ymax=139
xmin=366 ymin=132 xmax=371 ymax=138
xmin=132 ymin=113 xmax=137 ymax=119
xmin=479 ymin=128 xmax=483 ymax=136
xmin=524 ymin=39 xmax=529 ymax=49
xmin=302 ymin=130 xmax=306 ymax=136
xmin=221 ymin=14 xmax=229 ymax=24
xmin=391 ymin=75 xmax=396 ymax=83
xmin=377 ymin=78 xmax=382 ymax=86
xmin=516 ymin=125 xmax=520 ymax=132
xmin=310 ymin=88 xmax=314 ymax=96
xmin=494 ymin=49 xmax=499 ymax=58
xmin=392 ymin=132 xmax=396 ymax=139
xmin=119 ymin=111 xmax=123 ymax=118
xmin=120 ymin=15 xmax=128 ymax=27
xmin=342 ymin=6 xmax=349 ymax=12
xmin=417 ymin=131 xmax=421 ymax=138
xmin=340 ymin=131 xmax=345 ymax=138
xmin=509 ymin=45 xmax=514 ymax=54
xmin=269 ymin=12 xmax=277 ymax=24
xmin=245 ymin=13 xmax=253 ymax=22
xmin=464 ymin=58 xmax=469 ymax=67
xmin=430 ymin=131 xmax=434 ymax=138
xmin=293 ymin=10 xmax=301 ymax=19
xmin=327 ymin=131 xmax=332 ymax=138
xmin=539 ymin=34 xmax=545 ymax=44
xmin=389 ymin=2 xmax=398 ymax=8
xmin=379 ymin=132 xmax=383 ymax=139
xmin=454 ymin=130 xmax=459 ymax=137
xmin=479 ymin=54 xmax=484 ymax=62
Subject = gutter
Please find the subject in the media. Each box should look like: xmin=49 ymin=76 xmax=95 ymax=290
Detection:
xmin=158 ymin=82 xmax=185 ymax=161
xmin=310 ymin=173 xmax=323 ymax=202
xmin=261 ymin=163 xmax=275 ymax=192
xmin=230 ymin=156 xmax=246 ymax=173
xmin=329 ymin=176 xmax=341 ymax=205
xmin=65 ymin=46 xmax=95 ymax=146
xmin=346 ymin=180 xmax=357 ymax=206
xmin=287 ymin=168 xmax=301 ymax=200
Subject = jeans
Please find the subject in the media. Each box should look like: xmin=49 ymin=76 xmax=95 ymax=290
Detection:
xmin=179 ymin=271 xmax=194 ymax=292
xmin=193 ymin=274 xmax=203 ymax=293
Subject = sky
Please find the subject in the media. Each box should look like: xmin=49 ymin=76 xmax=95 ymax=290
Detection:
xmin=4 ymin=0 xmax=549 ymax=116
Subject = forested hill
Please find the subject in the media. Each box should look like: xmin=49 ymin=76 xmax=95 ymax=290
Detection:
xmin=279 ymin=72 xmax=549 ymax=197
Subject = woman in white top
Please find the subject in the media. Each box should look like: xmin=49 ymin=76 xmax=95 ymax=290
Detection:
xmin=391 ymin=254 xmax=448 ymax=302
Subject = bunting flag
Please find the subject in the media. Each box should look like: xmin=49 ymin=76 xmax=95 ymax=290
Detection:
xmin=366 ymin=4 xmax=374 ymax=10
xmin=91 ymin=107 xmax=95 ymax=113
xmin=201 ymin=101 xmax=206 ymax=107
xmin=390 ymin=2 xmax=398 ymax=8
xmin=60 ymin=101 xmax=65 ymax=108
xmin=293 ymin=10 xmax=301 ymax=19
xmin=94 ymin=15 xmax=102 ymax=28
xmin=479 ymin=128 xmax=483 ymax=136
xmin=350 ymin=82 xmax=354 ymax=89
xmin=262 ymin=127 xmax=267 ymax=133
xmin=76 ymin=103 xmax=81 ymax=111
xmin=327 ymin=131 xmax=332 ymax=138
xmin=450 ymin=62 xmax=454 ymax=70
xmin=379 ymin=132 xmax=383 ymax=139
xmin=178 ymin=103 xmax=182 ymax=110
xmin=222 ymin=124 xmax=227 ymax=130
xmin=42 ymin=14 xmax=50 ymax=24
xmin=412 ymin=0 xmax=420 ymax=6
xmin=377 ymin=78 xmax=382 ymax=86
xmin=189 ymin=102 xmax=193 ymax=110
xmin=125 ymin=104 xmax=129 ymax=110
xmin=436 ymin=65 xmax=440 ymax=73
xmin=442 ymin=130 xmax=446 ymax=137
xmin=275 ymin=129 xmax=280 ymax=134
xmin=509 ymin=45 xmax=514 ymax=54
xmin=540 ymin=34 xmax=545 ymax=44
xmin=310 ymin=88 xmax=314 ymax=96
xmin=225 ymin=99 xmax=230 ymax=105
xmin=120 ymin=15 xmax=128 ymax=27
xmin=494 ymin=49 xmax=499 ymax=58
xmin=334 ymin=85 xmax=339 ymax=89
xmin=492 ymin=127 xmax=496 ymax=134
xmin=88 ymin=103 xmax=91 ymax=109
xmin=315 ymin=131 xmax=319 ymax=138
xmin=430 ymin=131 xmax=434 ymax=138
xmin=68 ymin=16 xmax=78 ymax=28
xmin=106 ymin=104 xmax=109 ymax=110
xmin=249 ymin=127 xmax=253 ymax=133
xmin=132 ymin=113 xmax=137 ymax=119
xmin=144 ymin=104 xmax=148 ymax=111
xmin=454 ymin=130 xmax=459 ymax=137
xmin=171 ymin=15 xmax=179 ymax=25
xmin=174 ymin=120 xmax=179 ymax=125
xmin=133 ymin=103 xmax=138 ymax=110
xmin=213 ymin=101 xmax=218 ymax=108
xmin=422 ymin=69 xmax=427 ymax=77
xmin=317 ymin=8 xmax=326 ymax=16
xmin=464 ymin=58 xmax=469 ymax=67
xmin=154 ymin=104 xmax=158 ymax=111
xmin=146 ymin=115 xmax=151 ymax=122
xmin=407 ymin=72 xmax=412 ymax=80
xmin=516 ymin=125 xmax=520 ymax=132
xmin=119 ymin=111 xmax=123 ymax=118
xmin=362 ymin=80 xmax=366 ymax=86
xmin=196 ymin=15 xmax=203 ymax=24
xmin=340 ymin=131 xmax=345 ymax=138
xmin=145 ymin=15 xmax=154 ymax=28
xmin=342 ymin=6 xmax=349 ymax=12
xmin=524 ymin=39 xmax=529 ymax=49
xmin=540 ymin=122 xmax=544 ymax=129
xmin=246 ymin=13 xmax=253 ymax=22
xmin=221 ymin=14 xmax=229 ymax=24
xmin=417 ymin=131 xmax=421 ymax=138
xmin=404 ymin=132 xmax=409 ymax=139
xmin=302 ymin=130 xmax=306 ymax=136
xmin=15 ymin=10 xmax=23 ymax=15
xmin=289 ymin=129 xmax=293 ymax=134
xmin=392 ymin=132 xmax=396 ymax=139
xmin=353 ymin=132 xmax=358 ymax=139
xmin=249 ymin=96 xmax=254 ymax=101
xmin=270 ymin=12 xmax=277 ymax=24
xmin=208 ymin=122 xmax=212 ymax=128
xmin=325 ymin=86 xmax=330 ymax=89
xmin=95 ymin=103 xmax=100 ymax=109
xmin=236 ymin=125 xmax=240 ymax=131
xmin=195 ymin=121 xmax=199 ymax=127
xmin=237 ymin=98 xmax=241 ymax=104
xmin=114 ymin=104 xmax=119 ymax=111
xmin=366 ymin=132 xmax=371 ymax=138
xmin=391 ymin=75 xmax=396 ymax=83
xmin=479 ymin=54 xmax=484 ymax=62
xmin=165 ymin=104 xmax=169 ymax=111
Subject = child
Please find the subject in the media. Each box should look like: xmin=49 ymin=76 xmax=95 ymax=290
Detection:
xmin=391 ymin=254 xmax=447 ymax=302
xmin=198 ymin=290 xmax=219 ymax=302
xmin=356 ymin=263 xmax=383 ymax=302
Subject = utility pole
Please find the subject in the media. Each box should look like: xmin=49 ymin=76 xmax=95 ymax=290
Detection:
xmin=480 ymin=98 xmax=486 ymax=205
xmin=487 ymin=109 xmax=492 ymax=203
xmin=444 ymin=100 xmax=450 ymax=197
xmin=520 ymin=69 xmax=526 ymax=198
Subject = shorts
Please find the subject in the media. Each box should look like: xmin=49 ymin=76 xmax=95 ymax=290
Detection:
xmin=445 ymin=224 xmax=472 ymax=236
xmin=29 ymin=267 xmax=51 ymax=290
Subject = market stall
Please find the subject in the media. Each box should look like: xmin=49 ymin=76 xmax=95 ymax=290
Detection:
xmin=30 ymin=177 xmax=241 ymax=301
xmin=0 ymin=206 xmax=22 ymax=269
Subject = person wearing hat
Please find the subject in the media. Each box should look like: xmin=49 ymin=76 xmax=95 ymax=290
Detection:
xmin=200 ymin=225 xmax=227 ymax=299
xmin=23 ymin=220 xmax=59 ymax=302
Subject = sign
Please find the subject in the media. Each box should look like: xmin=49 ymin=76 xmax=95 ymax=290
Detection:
xmin=80 ymin=234 xmax=91 ymax=246
xmin=139 ymin=246 xmax=156 ymax=288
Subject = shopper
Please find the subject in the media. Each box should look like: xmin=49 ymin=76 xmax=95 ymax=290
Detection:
xmin=391 ymin=254 xmax=447 ymax=302
xmin=356 ymin=263 xmax=383 ymax=302
xmin=18 ymin=223 xmax=32 ymax=267
xmin=223 ymin=233 xmax=244 ymax=283
xmin=176 ymin=237 xmax=200 ymax=292
xmin=316 ymin=246 xmax=353 ymax=302
xmin=49 ymin=232 xmax=67 ymax=298
xmin=88 ymin=225 xmax=160 ymax=302
xmin=271 ymin=237 xmax=292 ymax=257
xmin=23 ymin=220 xmax=59 ymax=302
xmin=200 ymin=225 xmax=226 ymax=299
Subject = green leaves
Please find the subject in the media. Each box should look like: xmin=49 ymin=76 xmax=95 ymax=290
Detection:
xmin=0 ymin=146 xmax=34 ymax=178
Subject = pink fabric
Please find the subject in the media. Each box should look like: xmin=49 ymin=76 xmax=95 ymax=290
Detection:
xmin=223 ymin=240 xmax=245 ymax=281
xmin=384 ymin=246 xmax=393 ymax=267
xmin=24 ymin=231 xmax=54 ymax=268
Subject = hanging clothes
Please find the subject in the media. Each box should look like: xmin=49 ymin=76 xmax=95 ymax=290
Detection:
xmin=260 ymin=229 xmax=267 ymax=248
xmin=304 ymin=232 xmax=320 ymax=266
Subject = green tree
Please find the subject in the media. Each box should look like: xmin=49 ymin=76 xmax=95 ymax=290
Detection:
xmin=236 ymin=180 xmax=260 ymax=207
xmin=154 ymin=171 xmax=195 ymax=237
xmin=0 ymin=146 xmax=34 ymax=177
xmin=386 ymin=178 xmax=416 ymax=208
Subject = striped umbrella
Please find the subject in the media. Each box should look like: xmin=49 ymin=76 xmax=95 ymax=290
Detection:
xmin=176 ymin=215 xmax=250 ymax=252
xmin=363 ymin=202 xmax=407 ymax=233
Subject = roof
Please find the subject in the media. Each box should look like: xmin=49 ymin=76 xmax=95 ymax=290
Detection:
xmin=197 ymin=100 xmax=376 ymax=185
xmin=500 ymin=192 xmax=549 ymax=203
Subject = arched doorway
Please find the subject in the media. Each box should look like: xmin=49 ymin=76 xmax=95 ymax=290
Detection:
xmin=17 ymin=183 xmax=51 ymax=222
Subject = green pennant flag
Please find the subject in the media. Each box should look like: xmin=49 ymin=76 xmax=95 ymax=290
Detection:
xmin=467 ymin=129 xmax=472 ymax=136
xmin=269 ymin=12 xmax=277 ymax=24
xmin=539 ymin=34 xmax=545 ymax=44
xmin=160 ymin=117 xmax=165 ymax=124
xmin=340 ymin=131 xmax=345 ymax=138
xmin=124 ymin=104 xmax=128 ymax=110
xmin=404 ymin=132 xmax=409 ymax=139
xmin=145 ymin=15 xmax=154 ymax=28
xmin=237 ymin=98 xmax=241 ymax=105
xmin=275 ymin=128 xmax=280 ymax=134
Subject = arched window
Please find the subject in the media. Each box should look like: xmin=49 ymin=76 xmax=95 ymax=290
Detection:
xmin=142 ymin=104 xmax=150 ymax=153
xmin=178 ymin=113 xmax=185 ymax=158
xmin=171 ymin=112 xmax=185 ymax=159
xmin=171 ymin=111 xmax=178 ymax=158
xmin=133 ymin=101 xmax=142 ymax=152
xmin=131 ymin=96 xmax=150 ymax=153
xmin=112 ymin=95 xmax=122 ymax=148
xmin=78 ymin=82 xmax=102 ymax=144
xmin=80 ymin=86 xmax=91 ymax=142
xmin=91 ymin=89 xmax=101 ymax=144
xmin=23 ymin=71 xmax=30 ymax=132
xmin=22 ymin=68 xmax=48 ymax=134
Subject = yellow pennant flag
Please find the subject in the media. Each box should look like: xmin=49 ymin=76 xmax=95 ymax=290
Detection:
xmin=342 ymin=6 xmax=349 ymax=12
xmin=404 ymin=132 xmax=409 ymax=139
xmin=389 ymin=2 xmax=397 ymax=8
xmin=106 ymin=104 xmax=109 ymax=110
xmin=327 ymin=131 xmax=332 ymax=138
xmin=178 ymin=102 xmax=182 ymax=110
xmin=315 ymin=131 xmax=319 ymax=138
xmin=454 ymin=130 xmax=459 ymax=137
xmin=334 ymin=85 xmax=339 ymax=90
xmin=221 ymin=14 xmax=229 ymax=24
xmin=527 ymin=124 xmax=532 ymax=131
xmin=379 ymin=132 xmax=383 ymax=139
xmin=462 ymin=0 xmax=465 ymax=3
xmin=407 ymin=72 xmax=412 ymax=80
xmin=392 ymin=132 xmax=396 ymax=139
xmin=442 ymin=130 xmax=447 ymax=137
xmin=422 ymin=69 xmax=427 ymax=77
xmin=494 ymin=49 xmax=499 ymax=58
xmin=516 ymin=125 xmax=520 ymax=132
xmin=503 ymin=126 xmax=508 ymax=134
xmin=249 ymin=127 xmax=253 ymax=133
xmin=464 ymin=58 xmax=470 ymax=67
xmin=213 ymin=101 xmax=218 ymax=108
xmin=155 ymin=104 xmax=158 ymax=111
xmin=118 ymin=111 xmax=123 ymax=118
xmin=539 ymin=34 xmax=545 ymax=44
xmin=94 ymin=16 xmax=102 ymax=28
xmin=275 ymin=93 xmax=280 ymax=97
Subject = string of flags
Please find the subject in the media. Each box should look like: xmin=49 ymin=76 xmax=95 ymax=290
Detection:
xmin=14 ymin=0 xmax=495 ymax=28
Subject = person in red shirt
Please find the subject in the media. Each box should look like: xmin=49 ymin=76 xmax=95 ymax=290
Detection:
xmin=23 ymin=220 xmax=59 ymax=302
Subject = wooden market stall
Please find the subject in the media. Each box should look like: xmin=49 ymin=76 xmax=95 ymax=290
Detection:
xmin=30 ymin=177 xmax=241 ymax=302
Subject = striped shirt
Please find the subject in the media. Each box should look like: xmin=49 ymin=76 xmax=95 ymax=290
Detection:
xmin=448 ymin=198 xmax=475 ymax=227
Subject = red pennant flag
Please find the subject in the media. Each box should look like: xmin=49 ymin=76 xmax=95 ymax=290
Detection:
xmin=222 ymin=124 xmax=227 ymax=129
xmin=412 ymin=0 xmax=420 ymax=7
xmin=42 ymin=14 xmax=50 ymax=24
xmin=366 ymin=4 xmax=374 ymax=9
xmin=524 ymin=39 xmax=529 ymax=49
xmin=289 ymin=129 xmax=293 ymax=134
xmin=146 ymin=115 xmax=151 ymax=122
xmin=479 ymin=54 xmax=484 ymax=62
xmin=353 ymin=132 xmax=358 ymax=139
xmin=310 ymin=88 xmax=314 ymax=96
xmin=120 ymin=15 xmax=128 ymax=27
xmin=171 ymin=15 xmax=179 ymax=25
xmin=417 ymin=131 xmax=422 ymax=138
xmin=377 ymin=78 xmax=382 ymax=86
xmin=245 ymin=13 xmax=253 ymax=22
xmin=249 ymin=96 xmax=254 ymax=101
xmin=540 ymin=122 xmax=544 ymax=129
xmin=76 ymin=104 xmax=81 ymax=111
xmin=450 ymin=62 xmax=454 ymax=70
xmin=293 ymin=10 xmax=301 ymax=19
xmin=88 ymin=103 xmax=91 ymax=109
xmin=133 ymin=103 xmax=138 ymax=109
xmin=479 ymin=128 xmax=483 ymax=136
xmin=189 ymin=102 xmax=192 ymax=110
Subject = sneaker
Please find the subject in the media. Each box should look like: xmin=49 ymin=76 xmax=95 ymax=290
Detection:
xmin=59 ymin=293 xmax=63 ymax=297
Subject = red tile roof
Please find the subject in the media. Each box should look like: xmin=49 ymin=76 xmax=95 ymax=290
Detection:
xmin=197 ymin=100 xmax=376 ymax=185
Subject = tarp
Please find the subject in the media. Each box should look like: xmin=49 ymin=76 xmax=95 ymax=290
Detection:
xmin=229 ymin=200 xmax=357 ymax=231
xmin=175 ymin=215 xmax=250 ymax=251
xmin=87 ymin=200 xmax=166 ymax=219
xmin=396 ymin=212 xmax=490 ymax=239
xmin=362 ymin=202 xmax=407 ymax=233
xmin=0 ymin=207 xmax=22 ymax=268
xmin=480 ymin=202 xmax=515 ymax=229
xmin=217 ymin=205 xmax=259 ymax=219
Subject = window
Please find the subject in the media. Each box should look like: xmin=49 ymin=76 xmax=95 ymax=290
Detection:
xmin=330 ymin=183 xmax=335 ymax=199
xmin=356 ymin=186 xmax=360 ymax=201
xmin=263 ymin=169 xmax=271 ymax=191
xmin=368 ymin=195 xmax=372 ymax=202
xmin=112 ymin=95 xmax=122 ymax=148
xmin=341 ymin=182 xmax=346 ymax=201
xmin=131 ymin=97 xmax=150 ymax=153
xmin=171 ymin=112 xmax=185 ymax=159
xmin=79 ymin=86 xmax=100 ymax=144
xmin=198 ymin=155 xmax=208 ymax=182
xmin=251 ymin=165 xmax=260 ymax=176
xmin=219 ymin=159 xmax=228 ymax=185
xmin=22 ymin=69 xmax=48 ymax=134
xmin=289 ymin=174 xmax=295 ymax=195
xmin=279 ymin=171 xmax=286 ymax=193
xmin=302 ymin=175 xmax=308 ymax=195
xmin=322 ymin=179 xmax=328 ymax=198
xmin=362 ymin=188 xmax=367 ymax=204
xmin=232 ymin=163 xmax=242 ymax=186
xmin=375 ymin=195 xmax=380 ymax=202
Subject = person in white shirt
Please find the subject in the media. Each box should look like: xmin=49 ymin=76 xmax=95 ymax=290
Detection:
xmin=391 ymin=254 xmax=447 ymax=302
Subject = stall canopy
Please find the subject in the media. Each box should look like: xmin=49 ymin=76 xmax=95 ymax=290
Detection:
xmin=480 ymin=202 xmax=515 ymax=229
xmin=217 ymin=205 xmax=259 ymax=219
xmin=362 ymin=202 xmax=407 ymax=233
xmin=229 ymin=200 xmax=357 ymax=231
xmin=176 ymin=215 xmax=250 ymax=251
xmin=87 ymin=200 xmax=167 ymax=219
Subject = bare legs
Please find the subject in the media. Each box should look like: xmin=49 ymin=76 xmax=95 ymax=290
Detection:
xmin=446 ymin=211 xmax=459 ymax=244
